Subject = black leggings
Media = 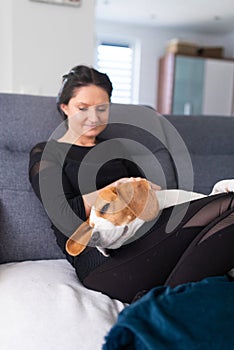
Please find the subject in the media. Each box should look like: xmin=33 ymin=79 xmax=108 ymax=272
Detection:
xmin=75 ymin=193 xmax=234 ymax=303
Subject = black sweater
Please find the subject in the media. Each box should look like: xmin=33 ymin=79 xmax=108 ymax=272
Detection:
xmin=29 ymin=138 xmax=144 ymax=277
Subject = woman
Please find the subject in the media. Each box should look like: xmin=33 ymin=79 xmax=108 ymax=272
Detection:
xmin=29 ymin=65 xmax=234 ymax=303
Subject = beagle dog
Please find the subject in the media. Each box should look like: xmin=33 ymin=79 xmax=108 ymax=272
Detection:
xmin=66 ymin=179 xmax=159 ymax=257
xmin=66 ymin=178 xmax=234 ymax=257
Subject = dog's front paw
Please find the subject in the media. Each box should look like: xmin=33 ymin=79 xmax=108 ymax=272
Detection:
xmin=210 ymin=179 xmax=234 ymax=195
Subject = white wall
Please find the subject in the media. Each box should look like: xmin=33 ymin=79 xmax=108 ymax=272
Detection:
xmin=1 ymin=1 xmax=234 ymax=104
xmin=96 ymin=20 xmax=234 ymax=109
xmin=0 ymin=1 xmax=13 ymax=92
xmin=0 ymin=0 xmax=95 ymax=95
xmin=224 ymin=31 xmax=234 ymax=57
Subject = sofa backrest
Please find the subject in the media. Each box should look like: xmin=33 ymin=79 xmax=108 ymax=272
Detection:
xmin=165 ymin=115 xmax=234 ymax=195
xmin=1 ymin=93 xmax=233 ymax=263
xmin=0 ymin=93 xmax=177 ymax=263
xmin=0 ymin=93 xmax=64 ymax=263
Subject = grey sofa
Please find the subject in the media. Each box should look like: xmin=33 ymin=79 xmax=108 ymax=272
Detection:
xmin=1 ymin=92 xmax=234 ymax=350
xmin=1 ymin=92 xmax=234 ymax=265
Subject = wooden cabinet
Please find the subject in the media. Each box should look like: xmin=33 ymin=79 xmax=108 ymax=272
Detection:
xmin=157 ymin=53 xmax=234 ymax=116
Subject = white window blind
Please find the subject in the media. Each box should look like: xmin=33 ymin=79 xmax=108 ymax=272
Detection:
xmin=97 ymin=42 xmax=134 ymax=104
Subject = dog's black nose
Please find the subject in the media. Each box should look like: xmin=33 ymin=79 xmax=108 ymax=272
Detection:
xmin=123 ymin=225 xmax=128 ymax=235
xmin=90 ymin=231 xmax=100 ymax=245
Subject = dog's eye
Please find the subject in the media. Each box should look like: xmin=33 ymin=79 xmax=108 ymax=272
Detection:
xmin=100 ymin=203 xmax=110 ymax=214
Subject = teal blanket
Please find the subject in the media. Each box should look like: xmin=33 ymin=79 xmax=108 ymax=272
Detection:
xmin=103 ymin=276 xmax=234 ymax=350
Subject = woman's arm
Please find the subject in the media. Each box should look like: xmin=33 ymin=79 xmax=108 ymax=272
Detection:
xmin=83 ymin=177 xmax=161 ymax=217
xmin=29 ymin=143 xmax=160 ymax=231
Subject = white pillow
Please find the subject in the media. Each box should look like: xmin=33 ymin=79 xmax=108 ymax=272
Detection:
xmin=0 ymin=259 xmax=126 ymax=350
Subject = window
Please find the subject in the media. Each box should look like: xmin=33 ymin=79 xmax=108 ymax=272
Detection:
xmin=96 ymin=42 xmax=136 ymax=104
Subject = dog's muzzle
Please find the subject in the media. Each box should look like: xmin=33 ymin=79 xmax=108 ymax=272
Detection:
xmin=89 ymin=207 xmax=144 ymax=256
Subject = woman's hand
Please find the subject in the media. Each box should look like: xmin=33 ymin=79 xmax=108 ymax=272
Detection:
xmin=112 ymin=177 xmax=161 ymax=191
xmin=83 ymin=177 xmax=161 ymax=218
xmin=210 ymin=179 xmax=234 ymax=195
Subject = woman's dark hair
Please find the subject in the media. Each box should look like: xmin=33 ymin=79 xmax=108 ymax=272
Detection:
xmin=56 ymin=65 xmax=113 ymax=118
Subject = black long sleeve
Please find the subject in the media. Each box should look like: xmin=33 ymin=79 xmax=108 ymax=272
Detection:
xmin=29 ymin=138 xmax=144 ymax=246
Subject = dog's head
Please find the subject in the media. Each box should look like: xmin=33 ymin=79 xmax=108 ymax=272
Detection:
xmin=66 ymin=179 xmax=159 ymax=256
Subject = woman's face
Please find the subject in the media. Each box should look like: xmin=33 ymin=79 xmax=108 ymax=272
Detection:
xmin=60 ymin=85 xmax=110 ymax=142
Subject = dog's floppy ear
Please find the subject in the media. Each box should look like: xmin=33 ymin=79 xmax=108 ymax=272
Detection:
xmin=98 ymin=186 xmax=118 ymax=201
xmin=117 ymin=180 xmax=159 ymax=221
xmin=66 ymin=221 xmax=93 ymax=256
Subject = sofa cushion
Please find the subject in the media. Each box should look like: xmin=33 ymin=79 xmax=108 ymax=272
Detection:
xmin=165 ymin=115 xmax=234 ymax=155
xmin=192 ymin=154 xmax=234 ymax=194
xmin=0 ymin=93 xmax=62 ymax=153
xmin=0 ymin=94 xmax=69 ymax=262
xmin=0 ymin=259 xmax=125 ymax=350
xmin=0 ymin=189 xmax=63 ymax=263
xmin=164 ymin=115 xmax=234 ymax=194
xmin=0 ymin=148 xmax=64 ymax=263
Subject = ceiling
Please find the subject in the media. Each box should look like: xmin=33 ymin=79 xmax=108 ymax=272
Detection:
xmin=95 ymin=0 xmax=234 ymax=34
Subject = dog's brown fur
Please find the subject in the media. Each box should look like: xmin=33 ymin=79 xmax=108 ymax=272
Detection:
xmin=66 ymin=179 xmax=159 ymax=256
